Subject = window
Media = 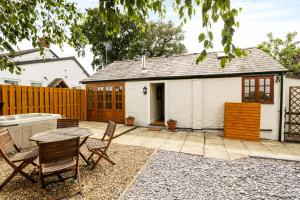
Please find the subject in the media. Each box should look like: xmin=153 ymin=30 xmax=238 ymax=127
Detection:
xmin=87 ymin=87 xmax=94 ymax=110
xmin=115 ymin=86 xmax=122 ymax=110
xmin=242 ymin=76 xmax=274 ymax=104
xmin=97 ymin=86 xmax=104 ymax=110
xmin=105 ymin=86 xmax=112 ymax=109
xmin=4 ymin=79 xmax=19 ymax=85
xmin=31 ymin=81 xmax=42 ymax=87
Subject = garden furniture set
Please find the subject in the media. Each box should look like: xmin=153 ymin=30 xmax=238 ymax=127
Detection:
xmin=0 ymin=119 xmax=117 ymax=193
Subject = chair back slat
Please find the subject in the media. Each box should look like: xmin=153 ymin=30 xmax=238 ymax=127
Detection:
xmin=101 ymin=121 xmax=116 ymax=148
xmin=104 ymin=121 xmax=116 ymax=139
xmin=57 ymin=118 xmax=79 ymax=129
xmin=0 ymin=128 xmax=15 ymax=154
xmin=38 ymin=137 xmax=80 ymax=164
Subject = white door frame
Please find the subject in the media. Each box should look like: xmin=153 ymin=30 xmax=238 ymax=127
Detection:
xmin=147 ymin=81 xmax=168 ymax=126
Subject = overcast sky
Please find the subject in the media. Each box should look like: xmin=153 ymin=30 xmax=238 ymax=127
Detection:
xmin=18 ymin=0 xmax=300 ymax=75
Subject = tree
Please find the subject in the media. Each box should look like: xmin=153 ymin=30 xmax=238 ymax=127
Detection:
xmin=1 ymin=0 xmax=243 ymax=74
xmin=258 ymin=32 xmax=300 ymax=74
xmin=128 ymin=21 xmax=187 ymax=58
xmin=0 ymin=0 xmax=85 ymax=74
xmin=80 ymin=9 xmax=141 ymax=69
xmin=81 ymin=10 xmax=187 ymax=69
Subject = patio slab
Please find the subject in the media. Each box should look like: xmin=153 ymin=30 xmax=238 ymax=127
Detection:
xmin=79 ymin=122 xmax=300 ymax=161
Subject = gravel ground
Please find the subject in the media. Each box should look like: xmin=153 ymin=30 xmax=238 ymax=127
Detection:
xmin=0 ymin=143 xmax=154 ymax=200
xmin=123 ymin=150 xmax=300 ymax=200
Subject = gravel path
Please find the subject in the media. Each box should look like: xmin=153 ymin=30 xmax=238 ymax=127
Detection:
xmin=123 ymin=151 xmax=300 ymax=200
xmin=0 ymin=143 xmax=154 ymax=200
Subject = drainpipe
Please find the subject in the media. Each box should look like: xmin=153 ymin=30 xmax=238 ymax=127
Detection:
xmin=279 ymin=73 xmax=284 ymax=141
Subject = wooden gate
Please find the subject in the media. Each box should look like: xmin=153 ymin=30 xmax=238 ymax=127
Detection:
xmin=285 ymin=86 xmax=300 ymax=141
xmin=86 ymin=82 xmax=125 ymax=123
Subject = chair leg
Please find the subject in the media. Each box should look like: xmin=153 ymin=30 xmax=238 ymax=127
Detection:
xmin=39 ymin=170 xmax=45 ymax=189
xmin=87 ymin=152 xmax=94 ymax=161
xmin=101 ymin=152 xmax=116 ymax=165
xmin=90 ymin=155 xmax=102 ymax=170
xmin=0 ymin=169 xmax=19 ymax=190
xmin=76 ymin=167 xmax=82 ymax=194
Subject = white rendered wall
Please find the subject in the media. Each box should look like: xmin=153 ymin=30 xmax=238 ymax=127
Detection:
xmin=125 ymin=76 xmax=282 ymax=140
xmin=0 ymin=59 xmax=87 ymax=88
xmin=125 ymin=81 xmax=148 ymax=126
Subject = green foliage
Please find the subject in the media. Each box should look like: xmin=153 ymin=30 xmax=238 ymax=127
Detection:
xmin=0 ymin=0 xmax=85 ymax=74
xmin=80 ymin=10 xmax=187 ymax=69
xmin=128 ymin=21 xmax=187 ymax=59
xmin=258 ymin=32 xmax=300 ymax=74
xmin=1 ymin=0 xmax=243 ymax=74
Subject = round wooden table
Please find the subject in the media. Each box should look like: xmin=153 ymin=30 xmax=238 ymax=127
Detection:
xmin=30 ymin=127 xmax=93 ymax=165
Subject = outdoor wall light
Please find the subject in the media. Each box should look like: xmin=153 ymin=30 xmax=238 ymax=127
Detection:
xmin=276 ymin=76 xmax=281 ymax=83
xmin=143 ymin=86 xmax=147 ymax=95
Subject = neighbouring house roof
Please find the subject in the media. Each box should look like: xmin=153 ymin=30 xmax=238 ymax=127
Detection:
xmin=2 ymin=48 xmax=59 ymax=58
xmin=81 ymin=47 xmax=287 ymax=83
xmin=14 ymin=56 xmax=90 ymax=77
xmin=1 ymin=48 xmax=89 ymax=77
xmin=48 ymin=78 xmax=69 ymax=88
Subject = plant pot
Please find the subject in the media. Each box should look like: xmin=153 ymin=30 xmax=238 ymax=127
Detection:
xmin=125 ymin=117 xmax=135 ymax=126
xmin=167 ymin=120 xmax=177 ymax=132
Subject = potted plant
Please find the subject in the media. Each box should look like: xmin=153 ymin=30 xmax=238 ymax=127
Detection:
xmin=167 ymin=119 xmax=177 ymax=132
xmin=125 ymin=116 xmax=135 ymax=126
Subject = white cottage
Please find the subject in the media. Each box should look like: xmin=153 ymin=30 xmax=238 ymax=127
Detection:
xmin=0 ymin=48 xmax=89 ymax=88
xmin=82 ymin=47 xmax=294 ymax=141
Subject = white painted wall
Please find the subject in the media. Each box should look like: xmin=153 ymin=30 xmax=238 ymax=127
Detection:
xmin=125 ymin=76 xmax=283 ymax=140
xmin=0 ymin=59 xmax=88 ymax=88
xmin=125 ymin=81 xmax=148 ymax=126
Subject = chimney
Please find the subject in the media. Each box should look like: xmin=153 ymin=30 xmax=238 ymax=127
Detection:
xmin=38 ymin=37 xmax=50 ymax=48
xmin=141 ymin=55 xmax=146 ymax=70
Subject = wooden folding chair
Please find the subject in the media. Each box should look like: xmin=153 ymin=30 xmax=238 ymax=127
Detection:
xmin=86 ymin=121 xmax=117 ymax=170
xmin=0 ymin=128 xmax=38 ymax=190
xmin=38 ymin=137 xmax=81 ymax=191
xmin=57 ymin=118 xmax=79 ymax=129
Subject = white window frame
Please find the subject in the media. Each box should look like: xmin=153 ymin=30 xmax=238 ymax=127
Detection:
xmin=30 ymin=81 xmax=43 ymax=87
xmin=3 ymin=78 xmax=20 ymax=85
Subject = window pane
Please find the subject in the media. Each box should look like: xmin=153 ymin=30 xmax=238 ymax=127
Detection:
xmin=259 ymin=79 xmax=264 ymax=86
xmin=265 ymin=78 xmax=270 ymax=85
xmin=266 ymin=86 xmax=270 ymax=93
xmin=265 ymin=93 xmax=270 ymax=100
xmin=249 ymin=92 xmax=255 ymax=100
xmin=88 ymin=88 xmax=94 ymax=110
xmin=259 ymin=86 xmax=264 ymax=92
xmin=244 ymin=93 xmax=249 ymax=100
xmin=244 ymin=80 xmax=249 ymax=86
xmin=250 ymin=86 xmax=255 ymax=92
xmin=250 ymin=79 xmax=255 ymax=86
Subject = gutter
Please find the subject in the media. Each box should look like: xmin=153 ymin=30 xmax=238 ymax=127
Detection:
xmin=81 ymin=70 xmax=288 ymax=84
xmin=279 ymin=73 xmax=284 ymax=141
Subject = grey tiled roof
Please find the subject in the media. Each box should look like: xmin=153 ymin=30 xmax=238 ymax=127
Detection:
xmin=82 ymin=47 xmax=287 ymax=83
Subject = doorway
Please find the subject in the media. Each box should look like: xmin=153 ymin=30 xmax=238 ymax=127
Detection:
xmin=150 ymin=83 xmax=165 ymax=126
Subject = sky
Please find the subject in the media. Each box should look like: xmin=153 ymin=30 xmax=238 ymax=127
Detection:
xmin=18 ymin=0 xmax=300 ymax=75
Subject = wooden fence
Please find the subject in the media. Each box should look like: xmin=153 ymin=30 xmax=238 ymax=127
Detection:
xmin=0 ymin=85 xmax=86 ymax=120
xmin=224 ymin=102 xmax=261 ymax=141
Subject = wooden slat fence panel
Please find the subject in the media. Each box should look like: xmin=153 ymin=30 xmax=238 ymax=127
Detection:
xmin=224 ymin=102 xmax=261 ymax=141
xmin=0 ymin=85 xmax=86 ymax=120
